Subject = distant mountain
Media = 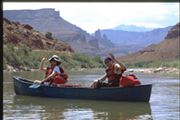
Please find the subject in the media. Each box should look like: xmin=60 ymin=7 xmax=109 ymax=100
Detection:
xmin=3 ymin=9 xmax=91 ymax=39
xmin=118 ymin=22 xmax=180 ymax=62
xmin=111 ymin=24 xmax=154 ymax=32
xmin=3 ymin=17 xmax=74 ymax=52
xmin=100 ymin=26 xmax=172 ymax=47
xmin=3 ymin=9 xmax=101 ymax=56
xmin=4 ymin=8 xmax=173 ymax=59
xmin=3 ymin=9 xmax=117 ymax=57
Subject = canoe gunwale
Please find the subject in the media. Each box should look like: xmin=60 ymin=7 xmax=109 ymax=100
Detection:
xmin=13 ymin=76 xmax=152 ymax=89
xmin=13 ymin=76 xmax=33 ymax=84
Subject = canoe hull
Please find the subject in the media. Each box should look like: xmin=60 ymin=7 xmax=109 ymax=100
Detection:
xmin=13 ymin=76 xmax=152 ymax=102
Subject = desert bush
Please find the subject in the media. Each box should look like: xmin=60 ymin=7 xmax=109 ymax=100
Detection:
xmin=45 ymin=31 xmax=53 ymax=39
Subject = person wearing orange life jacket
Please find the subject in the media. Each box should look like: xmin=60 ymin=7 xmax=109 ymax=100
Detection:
xmin=90 ymin=53 xmax=127 ymax=88
xmin=33 ymin=55 xmax=68 ymax=86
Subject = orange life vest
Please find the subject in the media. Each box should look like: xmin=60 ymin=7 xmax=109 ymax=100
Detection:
xmin=106 ymin=64 xmax=121 ymax=85
xmin=52 ymin=73 xmax=68 ymax=85
xmin=45 ymin=65 xmax=64 ymax=78
xmin=45 ymin=65 xmax=67 ymax=85
xmin=119 ymin=75 xmax=141 ymax=87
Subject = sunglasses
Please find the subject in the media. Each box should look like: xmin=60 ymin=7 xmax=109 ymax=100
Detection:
xmin=105 ymin=60 xmax=111 ymax=64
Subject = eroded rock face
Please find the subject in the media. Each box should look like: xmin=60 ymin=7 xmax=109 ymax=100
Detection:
xmin=165 ymin=22 xmax=180 ymax=39
xmin=100 ymin=26 xmax=172 ymax=46
xmin=3 ymin=17 xmax=74 ymax=53
xmin=94 ymin=29 xmax=115 ymax=48
xmin=118 ymin=22 xmax=180 ymax=62
xmin=88 ymin=39 xmax=99 ymax=50
xmin=3 ymin=9 xmax=101 ymax=55
xmin=94 ymin=29 xmax=102 ymax=40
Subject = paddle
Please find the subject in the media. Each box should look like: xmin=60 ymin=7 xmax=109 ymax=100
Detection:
xmin=29 ymin=84 xmax=41 ymax=88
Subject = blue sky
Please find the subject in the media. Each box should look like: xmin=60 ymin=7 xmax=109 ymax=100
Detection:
xmin=3 ymin=2 xmax=179 ymax=33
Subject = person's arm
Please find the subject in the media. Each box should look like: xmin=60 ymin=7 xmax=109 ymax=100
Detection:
xmin=90 ymin=73 xmax=107 ymax=88
xmin=109 ymin=53 xmax=126 ymax=74
xmin=39 ymin=56 xmax=47 ymax=72
xmin=98 ymin=73 xmax=107 ymax=81
xmin=41 ymin=71 xmax=57 ymax=84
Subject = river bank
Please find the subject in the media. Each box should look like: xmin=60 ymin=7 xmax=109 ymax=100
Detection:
xmin=126 ymin=67 xmax=180 ymax=74
xmin=3 ymin=64 xmax=104 ymax=72
xmin=4 ymin=64 xmax=179 ymax=74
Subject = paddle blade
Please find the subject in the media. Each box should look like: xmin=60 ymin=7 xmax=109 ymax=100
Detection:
xmin=29 ymin=84 xmax=41 ymax=88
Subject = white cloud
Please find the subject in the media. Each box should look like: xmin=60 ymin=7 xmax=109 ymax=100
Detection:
xmin=156 ymin=15 xmax=166 ymax=20
xmin=3 ymin=2 xmax=179 ymax=33
xmin=175 ymin=12 xmax=179 ymax=16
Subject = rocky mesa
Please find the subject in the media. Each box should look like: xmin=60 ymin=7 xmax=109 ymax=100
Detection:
xmin=3 ymin=17 xmax=74 ymax=53
xmin=3 ymin=9 xmax=101 ymax=56
xmin=3 ymin=9 xmax=123 ymax=57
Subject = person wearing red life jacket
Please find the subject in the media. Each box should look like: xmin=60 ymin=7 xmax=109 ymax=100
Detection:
xmin=33 ymin=55 xmax=68 ymax=86
xmin=90 ymin=53 xmax=141 ymax=88
xmin=90 ymin=53 xmax=127 ymax=88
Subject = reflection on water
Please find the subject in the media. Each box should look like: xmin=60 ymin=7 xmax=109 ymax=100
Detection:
xmin=3 ymin=70 xmax=179 ymax=119
xmin=6 ymin=95 xmax=151 ymax=120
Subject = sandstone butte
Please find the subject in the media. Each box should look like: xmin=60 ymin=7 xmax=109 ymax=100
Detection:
xmin=3 ymin=17 xmax=74 ymax=53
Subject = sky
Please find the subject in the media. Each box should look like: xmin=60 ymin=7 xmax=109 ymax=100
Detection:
xmin=3 ymin=2 xmax=179 ymax=33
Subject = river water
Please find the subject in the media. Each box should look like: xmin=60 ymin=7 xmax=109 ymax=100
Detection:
xmin=3 ymin=70 xmax=179 ymax=120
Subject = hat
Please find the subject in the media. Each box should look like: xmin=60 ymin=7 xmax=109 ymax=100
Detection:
xmin=48 ymin=55 xmax=61 ymax=64
xmin=104 ymin=57 xmax=112 ymax=62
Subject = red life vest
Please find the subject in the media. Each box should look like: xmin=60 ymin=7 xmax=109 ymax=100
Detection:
xmin=106 ymin=64 xmax=140 ymax=87
xmin=106 ymin=64 xmax=121 ymax=84
xmin=119 ymin=75 xmax=141 ymax=87
xmin=45 ymin=65 xmax=67 ymax=85
xmin=45 ymin=65 xmax=64 ymax=78
xmin=52 ymin=73 xmax=68 ymax=85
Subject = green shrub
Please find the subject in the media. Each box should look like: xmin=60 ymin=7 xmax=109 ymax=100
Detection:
xmin=3 ymin=44 xmax=106 ymax=69
xmin=3 ymin=43 xmax=179 ymax=70
xmin=125 ymin=60 xmax=180 ymax=68
xmin=92 ymin=56 xmax=104 ymax=64
xmin=81 ymin=63 xmax=89 ymax=68
xmin=45 ymin=31 xmax=52 ymax=39
xmin=17 ymin=44 xmax=30 ymax=56
xmin=6 ymin=42 xmax=15 ymax=52
xmin=3 ymin=57 xmax=7 ymax=69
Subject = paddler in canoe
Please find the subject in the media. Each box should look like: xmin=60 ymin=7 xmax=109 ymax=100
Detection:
xmin=90 ymin=53 xmax=141 ymax=88
xmin=33 ymin=55 xmax=68 ymax=86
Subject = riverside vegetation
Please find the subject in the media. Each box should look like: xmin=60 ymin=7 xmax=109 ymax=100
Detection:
xmin=124 ymin=59 xmax=179 ymax=74
xmin=3 ymin=43 xmax=179 ymax=72
xmin=3 ymin=43 xmax=106 ymax=71
xmin=125 ymin=60 xmax=179 ymax=69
